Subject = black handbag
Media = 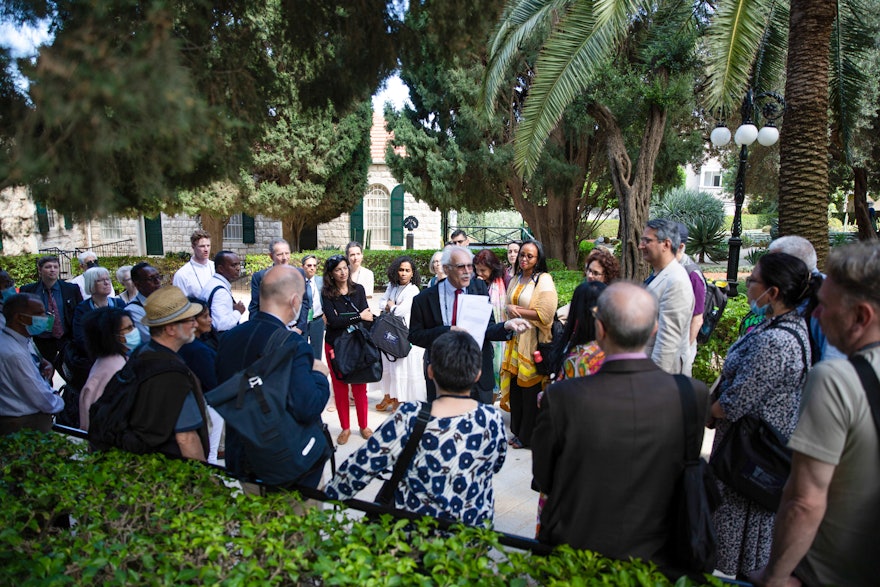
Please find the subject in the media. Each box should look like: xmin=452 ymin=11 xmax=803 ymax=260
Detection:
xmin=371 ymin=311 xmax=411 ymax=360
xmin=667 ymin=375 xmax=719 ymax=573
xmin=330 ymin=324 xmax=383 ymax=384
xmin=710 ymin=414 xmax=792 ymax=512
xmin=535 ymin=316 xmax=564 ymax=376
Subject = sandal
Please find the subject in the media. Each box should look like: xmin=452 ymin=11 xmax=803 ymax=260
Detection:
xmin=508 ymin=437 xmax=525 ymax=449
xmin=360 ymin=427 xmax=373 ymax=440
xmin=337 ymin=429 xmax=351 ymax=445
xmin=375 ymin=394 xmax=392 ymax=411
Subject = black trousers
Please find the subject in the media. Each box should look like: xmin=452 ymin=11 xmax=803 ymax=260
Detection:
xmin=509 ymin=380 xmax=541 ymax=447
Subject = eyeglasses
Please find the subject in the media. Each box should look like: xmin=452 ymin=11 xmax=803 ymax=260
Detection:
xmin=639 ymin=237 xmax=658 ymax=244
xmin=745 ymin=276 xmax=763 ymax=287
xmin=448 ymin=263 xmax=473 ymax=271
xmin=586 ymin=268 xmax=604 ymax=277
xmin=146 ymin=274 xmax=164 ymax=283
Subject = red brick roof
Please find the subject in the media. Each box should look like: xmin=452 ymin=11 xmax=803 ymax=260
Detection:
xmin=371 ymin=111 xmax=405 ymax=163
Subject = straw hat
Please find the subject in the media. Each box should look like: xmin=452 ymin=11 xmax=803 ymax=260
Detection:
xmin=142 ymin=286 xmax=204 ymax=327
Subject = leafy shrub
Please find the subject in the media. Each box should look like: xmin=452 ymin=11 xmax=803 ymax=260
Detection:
xmin=0 ymin=254 xmax=40 ymax=284
xmin=651 ymin=187 xmax=725 ymax=228
xmin=0 ymin=431 xmax=717 ymax=586
xmin=693 ymin=295 xmax=750 ymax=384
xmin=687 ymin=216 xmax=728 ymax=263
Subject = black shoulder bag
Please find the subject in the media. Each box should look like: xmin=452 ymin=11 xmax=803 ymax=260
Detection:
xmin=667 ymin=374 xmax=719 ymax=573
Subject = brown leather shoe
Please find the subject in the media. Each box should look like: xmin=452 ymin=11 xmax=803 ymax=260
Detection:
xmin=359 ymin=427 xmax=373 ymax=440
xmin=375 ymin=394 xmax=392 ymax=411
xmin=337 ymin=429 xmax=351 ymax=445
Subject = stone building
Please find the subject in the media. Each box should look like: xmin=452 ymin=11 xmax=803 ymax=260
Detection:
xmin=0 ymin=112 xmax=442 ymax=265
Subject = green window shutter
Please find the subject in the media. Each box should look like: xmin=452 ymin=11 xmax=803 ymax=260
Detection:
xmin=349 ymin=199 xmax=364 ymax=243
xmin=64 ymin=215 xmax=74 ymax=230
xmin=390 ymin=185 xmax=404 ymax=246
xmin=36 ymin=203 xmax=50 ymax=234
xmin=242 ymin=213 xmax=256 ymax=244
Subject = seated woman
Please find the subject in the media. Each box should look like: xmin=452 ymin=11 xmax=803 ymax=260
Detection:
xmin=79 ymin=307 xmax=139 ymax=430
xmin=325 ymin=331 xmax=507 ymax=527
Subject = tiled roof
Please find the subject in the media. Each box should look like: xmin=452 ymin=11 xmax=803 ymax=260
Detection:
xmin=370 ymin=111 xmax=405 ymax=163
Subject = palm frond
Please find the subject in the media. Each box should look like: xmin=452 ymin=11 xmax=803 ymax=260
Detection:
xmin=482 ymin=0 xmax=570 ymax=115
xmin=514 ymin=0 xmax=648 ymax=177
xmin=749 ymin=2 xmax=787 ymax=95
xmin=704 ymin=0 xmax=779 ymax=116
xmin=830 ymin=0 xmax=876 ymax=162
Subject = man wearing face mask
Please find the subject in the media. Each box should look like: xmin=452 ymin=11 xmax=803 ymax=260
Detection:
xmin=215 ymin=265 xmax=331 ymax=489
xmin=0 ymin=294 xmax=65 ymax=435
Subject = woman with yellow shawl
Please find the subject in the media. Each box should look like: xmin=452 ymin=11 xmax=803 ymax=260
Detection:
xmin=501 ymin=239 xmax=557 ymax=449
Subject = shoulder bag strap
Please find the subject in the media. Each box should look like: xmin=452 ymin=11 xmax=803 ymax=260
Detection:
xmin=849 ymin=355 xmax=880 ymax=443
xmin=374 ymin=401 xmax=432 ymax=506
xmin=674 ymin=374 xmax=699 ymax=462
xmin=773 ymin=323 xmax=811 ymax=379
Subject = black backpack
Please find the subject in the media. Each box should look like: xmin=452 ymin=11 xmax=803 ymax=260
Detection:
xmin=682 ymin=260 xmax=728 ymax=344
xmin=89 ymin=348 xmax=193 ymax=454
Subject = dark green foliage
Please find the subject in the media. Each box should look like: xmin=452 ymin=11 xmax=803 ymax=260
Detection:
xmin=688 ymin=216 xmax=729 ymax=264
xmin=0 ymin=431 xmax=718 ymax=585
xmin=693 ymin=295 xmax=750 ymax=384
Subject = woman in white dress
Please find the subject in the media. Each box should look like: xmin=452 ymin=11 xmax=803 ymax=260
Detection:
xmin=346 ymin=241 xmax=374 ymax=299
xmin=374 ymin=256 xmax=427 ymax=412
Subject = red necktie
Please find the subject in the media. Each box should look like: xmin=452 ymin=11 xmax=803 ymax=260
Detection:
xmin=451 ymin=288 xmax=463 ymax=325
xmin=45 ymin=288 xmax=64 ymax=338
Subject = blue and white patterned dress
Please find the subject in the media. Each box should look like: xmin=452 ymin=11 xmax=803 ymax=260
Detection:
xmin=325 ymin=401 xmax=507 ymax=526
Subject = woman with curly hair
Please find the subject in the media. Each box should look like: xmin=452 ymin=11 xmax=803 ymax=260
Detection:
xmin=584 ymin=248 xmax=620 ymax=284
xmin=501 ymin=239 xmax=558 ymax=448
xmin=373 ymin=256 xmax=426 ymax=412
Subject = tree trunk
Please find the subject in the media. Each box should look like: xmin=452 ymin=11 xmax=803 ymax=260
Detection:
xmin=281 ymin=216 xmax=305 ymax=252
xmin=853 ymin=167 xmax=877 ymax=241
xmin=200 ymin=213 xmax=227 ymax=256
xmin=778 ymin=0 xmax=837 ymax=269
xmin=589 ymin=102 xmax=667 ymax=281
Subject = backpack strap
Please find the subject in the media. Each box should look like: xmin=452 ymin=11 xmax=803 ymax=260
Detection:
xmin=374 ymin=401 xmax=432 ymax=506
xmin=849 ymin=355 xmax=880 ymax=444
xmin=206 ymin=285 xmax=225 ymax=312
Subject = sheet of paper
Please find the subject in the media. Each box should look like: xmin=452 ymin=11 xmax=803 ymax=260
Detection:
xmin=455 ymin=293 xmax=493 ymax=349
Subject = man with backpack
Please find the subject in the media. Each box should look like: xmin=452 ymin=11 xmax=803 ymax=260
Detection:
xmin=88 ymin=286 xmax=209 ymax=460
xmin=214 ymin=265 xmax=331 ymax=490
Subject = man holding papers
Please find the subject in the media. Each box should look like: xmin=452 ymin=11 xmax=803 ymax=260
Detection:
xmin=410 ymin=246 xmax=530 ymax=403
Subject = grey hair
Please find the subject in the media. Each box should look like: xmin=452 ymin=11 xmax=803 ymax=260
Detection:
xmin=441 ymin=245 xmax=474 ymax=267
xmin=83 ymin=266 xmax=111 ymax=296
xmin=77 ymin=250 xmax=97 ymax=265
xmin=115 ymin=265 xmax=133 ymax=283
xmin=646 ymin=218 xmax=681 ymax=250
xmin=595 ymin=282 xmax=658 ymax=351
xmin=769 ymin=235 xmax=818 ymax=273
xmin=826 ymin=242 xmax=880 ymax=309
xmin=268 ymin=237 xmax=289 ymax=256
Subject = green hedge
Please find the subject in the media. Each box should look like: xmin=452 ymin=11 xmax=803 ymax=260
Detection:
xmin=0 ymin=432 xmax=718 ymax=586
xmin=693 ymin=295 xmax=750 ymax=385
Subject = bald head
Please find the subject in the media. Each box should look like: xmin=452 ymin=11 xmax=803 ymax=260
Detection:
xmin=260 ymin=265 xmax=304 ymax=323
xmin=595 ymin=282 xmax=658 ymax=352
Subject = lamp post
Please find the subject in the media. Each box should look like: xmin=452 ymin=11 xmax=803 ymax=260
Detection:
xmin=710 ymin=89 xmax=785 ymax=295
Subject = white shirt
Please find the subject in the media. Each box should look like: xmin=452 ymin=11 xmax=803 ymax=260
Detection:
xmin=200 ymin=274 xmax=241 ymax=332
xmin=351 ymin=267 xmax=374 ymax=298
xmin=173 ymin=258 xmax=215 ymax=298
xmin=306 ymin=277 xmax=323 ymax=317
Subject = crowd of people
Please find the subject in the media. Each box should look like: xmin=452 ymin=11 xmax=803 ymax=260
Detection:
xmin=1 ymin=224 xmax=878 ymax=585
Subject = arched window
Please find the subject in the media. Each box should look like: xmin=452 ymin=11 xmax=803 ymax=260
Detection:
xmin=364 ymin=184 xmax=390 ymax=247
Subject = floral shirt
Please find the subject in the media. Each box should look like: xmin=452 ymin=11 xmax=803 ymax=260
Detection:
xmin=560 ymin=341 xmax=605 ymax=380
xmin=325 ymin=402 xmax=507 ymax=526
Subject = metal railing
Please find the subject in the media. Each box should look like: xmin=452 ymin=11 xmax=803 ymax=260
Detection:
xmin=453 ymin=227 xmax=534 ymax=247
xmin=38 ymin=239 xmax=137 ymax=280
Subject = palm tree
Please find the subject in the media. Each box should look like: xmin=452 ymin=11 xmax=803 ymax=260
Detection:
xmin=485 ymin=0 xmax=876 ymax=272
xmin=483 ymin=0 xmax=702 ymax=279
